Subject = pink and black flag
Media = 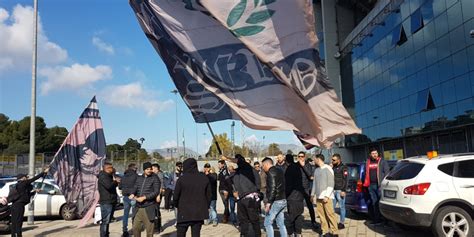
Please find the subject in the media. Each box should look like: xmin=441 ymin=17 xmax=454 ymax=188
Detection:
xmin=49 ymin=96 xmax=106 ymax=226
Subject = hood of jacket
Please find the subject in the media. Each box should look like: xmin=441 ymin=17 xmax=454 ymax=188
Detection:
xmin=183 ymin=158 xmax=198 ymax=174
xmin=124 ymin=168 xmax=136 ymax=176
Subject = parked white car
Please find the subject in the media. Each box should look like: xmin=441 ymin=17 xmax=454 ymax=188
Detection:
xmin=379 ymin=153 xmax=474 ymax=236
xmin=0 ymin=179 xmax=75 ymax=220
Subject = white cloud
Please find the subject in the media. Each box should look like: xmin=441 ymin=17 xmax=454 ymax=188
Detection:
xmin=92 ymin=36 xmax=114 ymax=55
xmin=160 ymin=140 xmax=177 ymax=149
xmin=0 ymin=5 xmax=68 ymax=73
xmin=39 ymin=63 xmax=112 ymax=95
xmin=101 ymin=82 xmax=174 ymax=116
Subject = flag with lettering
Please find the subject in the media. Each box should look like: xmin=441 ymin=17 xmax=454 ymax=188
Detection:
xmin=129 ymin=0 xmax=360 ymax=148
xmin=49 ymin=96 xmax=106 ymax=227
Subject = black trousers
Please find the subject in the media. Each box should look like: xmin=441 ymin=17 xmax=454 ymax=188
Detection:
xmin=11 ymin=202 xmax=25 ymax=237
xmin=164 ymin=188 xmax=173 ymax=209
xmin=237 ymin=198 xmax=261 ymax=237
xmin=303 ymin=188 xmax=316 ymax=223
xmin=286 ymin=200 xmax=304 ymax=235
xmin=154 ymin=203 xmax=162 ymax=232
xmin=219 ymin=190 xmax=230 ymax=219
xmin=176 ymin=221 xmax=203 ymax=237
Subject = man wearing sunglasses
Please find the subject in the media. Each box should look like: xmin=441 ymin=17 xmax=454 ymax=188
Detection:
xmin=297 ymin=152 xmax=318 ymax=231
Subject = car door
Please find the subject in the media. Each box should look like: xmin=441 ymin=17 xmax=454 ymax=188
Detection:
xmin=51 ymin=185 xmax=65 ymax=216
xmin=453 ymin=158 xmax=474 ymax=206
xmin=30 ymin=182 xmax=47 ymax=216
xmin=36 ymin=183 xmax=56 ymax=216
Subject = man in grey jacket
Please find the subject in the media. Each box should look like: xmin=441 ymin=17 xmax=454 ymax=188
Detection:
xmin=129 ymin=162 xmax=161 ymax=237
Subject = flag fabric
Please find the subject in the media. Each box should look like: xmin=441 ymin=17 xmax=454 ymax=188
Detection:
xmin=49 ymin=96 xmax=106 ymax=227
xmin=130 ymin=0 xmax=361 ymax=148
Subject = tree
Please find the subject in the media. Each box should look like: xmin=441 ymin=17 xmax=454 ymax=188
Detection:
xmin=234 ymin=145 xmax=256 ymax=158
xmin=267 ymin=143 xmax=282 ymax=156
xmin=206 ymin=133 xmax=232 ymax=158
xmin=38 ymin=126 xmax=68 ymax=153
xmin=0 ymin=114 xmax=10 ymax=151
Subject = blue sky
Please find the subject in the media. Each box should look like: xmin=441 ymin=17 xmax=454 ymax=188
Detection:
xmin=0 ymin=0 xmax=298 ymax=154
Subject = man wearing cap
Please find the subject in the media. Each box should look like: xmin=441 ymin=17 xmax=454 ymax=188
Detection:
xmin=11 ymin=167 xmax=49 ymax=237
xmin=129 ymin=162 xmax=161 ymax=237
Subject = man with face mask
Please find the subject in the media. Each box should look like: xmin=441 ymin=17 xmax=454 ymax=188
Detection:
xmin=129 ymin=162 xmax=161 ymax=237
xmin=10 ymin=167 xmax=49 ymax=237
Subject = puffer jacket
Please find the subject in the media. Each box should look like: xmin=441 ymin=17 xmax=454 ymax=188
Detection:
xmin=132 ymin=173 xmax=161 ymax=208
xmin=266 ymin=166 xmax=286 ymax=203
xmin=119 ymin=168 xmax=138 ymax=196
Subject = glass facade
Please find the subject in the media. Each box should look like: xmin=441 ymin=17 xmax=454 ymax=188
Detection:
xmin=345 ymin=0 xmax=474 ymax=150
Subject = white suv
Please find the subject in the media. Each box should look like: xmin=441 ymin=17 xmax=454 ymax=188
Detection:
xmin=379 ymin=153 xmax=474 ymax=236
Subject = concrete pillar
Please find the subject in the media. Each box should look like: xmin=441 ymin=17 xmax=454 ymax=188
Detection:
xmin=321 ymin=0 xmax=342 ymax=98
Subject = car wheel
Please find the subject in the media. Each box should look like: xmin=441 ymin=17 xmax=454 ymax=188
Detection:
xmin=60 ymin=204 xmax=76 ymax=221
xmin=432 ymin=206 xmax=472 ymax=237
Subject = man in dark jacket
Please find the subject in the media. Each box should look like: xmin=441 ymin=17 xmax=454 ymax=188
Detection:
xmin=223 ymin=154 xmax=261 ymax=237
xmin=119 ymin=163 xmax=138 ymax=237
xmin=173 ymin=158 xmax=211 ymax=237
xmin=217 ymin=159 xmax=232 ymax=223
xmin=152 ymin=163 xmax=163 ymax=233
xmin=10 ymin=167 xmax=48 ymax=237
xmin=363 ymin=148 xmax=390 ymax=225
xmin=262 ymin=157 xmax=287 ymax=237
xmin=203 ymin=163 xmax=218 ymax=226
xmin=285 ymin=159 xmax=305 ymax=237
xmin=297 ymin=152 xmax=318 ymax=230
xmin=130 ymin=162 xmax=161 ymax=237
xmin=98 ymin=162 xmax=119 ymax=237
xmin=332 ymin=154 xmax=348 ymax=229
xmin=275 ymin=153 xmax=288 ymax=173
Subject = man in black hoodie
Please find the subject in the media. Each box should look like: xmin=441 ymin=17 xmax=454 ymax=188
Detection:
xmin=119 ymin=163 xmax=138 ymax=237
xmin=173 ymin=158 xmax=211 ymax=237
xmin=130 ymin=162 xmax=161 ymax=237
xmin=98 ymin=162 xmax=119 ymax=237
xmin=222 ymin=154 xmax=261 ymax=237
xmin=10 ymin=167 xmax=48 ymax=237
xmin=285 ymin=158 xmax=305 ymax=237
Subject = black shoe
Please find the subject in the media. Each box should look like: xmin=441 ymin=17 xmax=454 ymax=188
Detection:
xmin=311 ymin=221 xmax=320 ymax=231
xmin=337 ymin=223 xmax=345 ymax=229
xmin=122 ymin=232 xmax=129 ymax=237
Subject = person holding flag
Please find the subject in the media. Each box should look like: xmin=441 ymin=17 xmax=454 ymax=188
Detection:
xmin=10 ymin=167 xmax=49 ymax=237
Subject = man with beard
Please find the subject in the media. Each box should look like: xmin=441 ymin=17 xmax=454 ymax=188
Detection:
xmin=129 ymin=162 xmax=161 ymax=237
xmin=98 ymin=162 xmax=119 ymax=237
xmin=217 ymin=160 xmax=232 ymax=223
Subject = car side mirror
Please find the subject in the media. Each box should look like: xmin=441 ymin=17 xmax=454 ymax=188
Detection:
xmin=48 ymin=190 xmax=56 ymax=195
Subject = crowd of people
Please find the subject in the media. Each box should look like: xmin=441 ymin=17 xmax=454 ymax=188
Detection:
xmin=4 ymin=147 xmax=389 ymax=237
xmin=96 ymin=148 xmax=390 ymax=237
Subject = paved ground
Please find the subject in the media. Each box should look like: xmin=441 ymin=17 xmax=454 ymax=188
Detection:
xmin=1 ymin=198 xmax=433 ymax=237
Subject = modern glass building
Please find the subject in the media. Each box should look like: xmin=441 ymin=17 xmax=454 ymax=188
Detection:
xmin=317 ymin=0 xmax=474 ymax=161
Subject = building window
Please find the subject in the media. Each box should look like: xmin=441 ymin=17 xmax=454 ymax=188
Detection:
xmin=392 ymin=24 xmax=407 ymax=46
xmin=411 ymin=9 xmax=424 ymax=33
xmin=416 ymin=89 xmax=436 ymax=112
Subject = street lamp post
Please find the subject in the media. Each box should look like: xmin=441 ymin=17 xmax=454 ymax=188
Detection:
xmin=171 ymin=89 xmax=179 ymax=157
xmin=28 ymin=0 xmax=39 ymax=225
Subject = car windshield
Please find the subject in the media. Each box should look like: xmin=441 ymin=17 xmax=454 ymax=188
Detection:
xmin=385 ymin=161 xmax=424 ymax=180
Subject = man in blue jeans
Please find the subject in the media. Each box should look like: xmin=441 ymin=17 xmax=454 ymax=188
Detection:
xmin=331 ymin=154 xmax=348 ymax=229
xmin=119 ymin=163 xmax=138 ymax=236
xmin=262 ymin=157 xmax=287 ymax=237
xmin=363 ymin=148 xmax=390 ymax=225
xmin=98 ymin=162 xmax=119 ymax=237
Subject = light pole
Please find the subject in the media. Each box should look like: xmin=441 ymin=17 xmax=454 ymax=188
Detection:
xmin=171 ymin=89 xmax=179 ymax=157
xmin=231 ymin=121 xmax=235 ymax=157
xmin=262 ymin=136 xmax=266 ymax=158
xmin=28 ymin=0 xmax=39 ymax=225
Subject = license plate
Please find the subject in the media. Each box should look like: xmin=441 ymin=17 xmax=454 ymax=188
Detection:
xmin=384 ymin=190 xmax=396 ymax=199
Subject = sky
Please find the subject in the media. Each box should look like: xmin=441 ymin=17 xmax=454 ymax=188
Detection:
xmin=0 ymin=0 xmax=300 ymax=154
